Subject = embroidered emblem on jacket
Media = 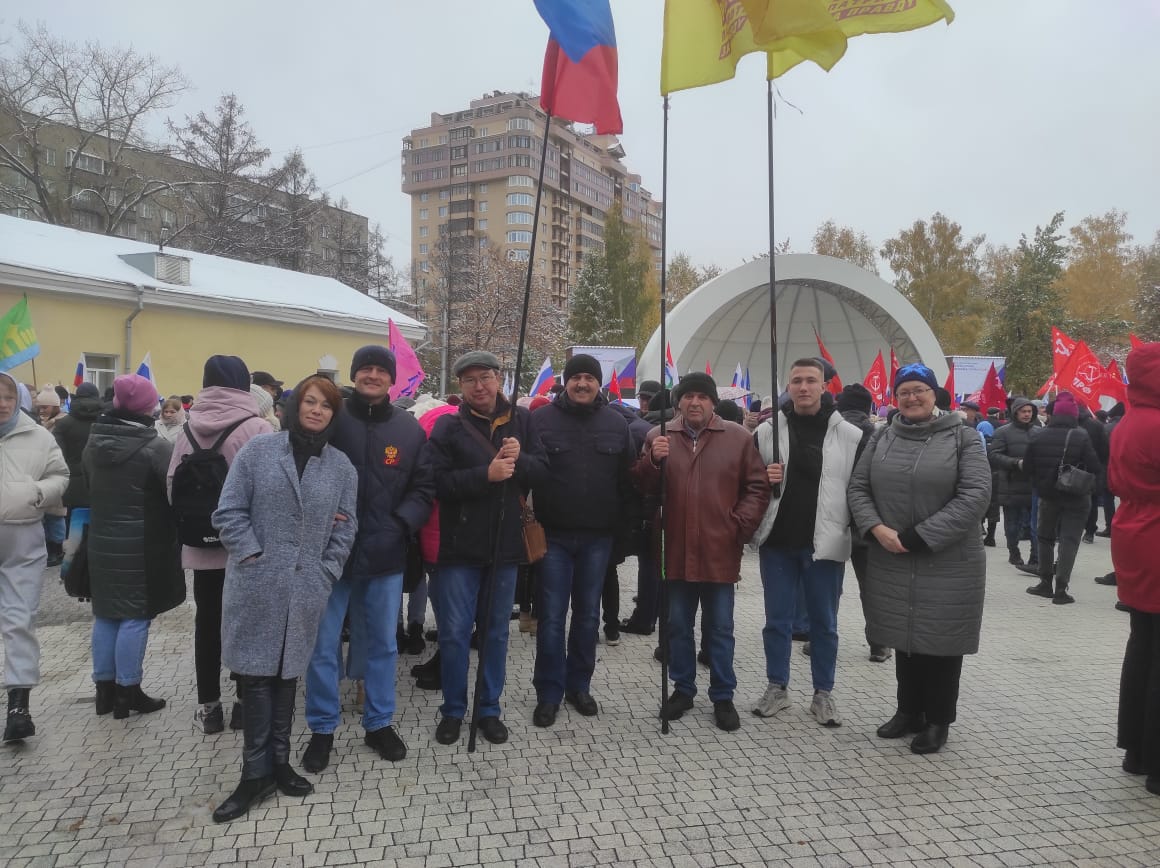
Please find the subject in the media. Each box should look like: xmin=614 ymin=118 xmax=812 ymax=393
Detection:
xmin=384 ymin=445 xmax=400 ymax=466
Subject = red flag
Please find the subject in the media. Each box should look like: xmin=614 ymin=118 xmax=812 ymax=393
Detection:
xmin=813 ymin=327 xmax=844 ymax=396
xmin=1052 ymin=326 xmax=1077 ymax=374
xmin=980 ymin=362 xmax=1007 ymax=414
xmin=1054 ymin=340 xmax=1104 ymax=412
xmin=1130 ymin=333 xmax=1144 ymax=350
xmin=862 ymin=351 xmax=888 ymax=406
xmin=943 ymin=361 xmax=959 ymax=409
xmin=887 ymin=348 xmax=900 ymax=405
xmin=1101 ymin=359 xmax=1127 ymax=406
xmin=704 ymin=360 xmax=713 ymax=376
xmin=536 ymin=0 xmax=623 ymax=134
xmin=608 ymin=366 xmax=621 ymax=400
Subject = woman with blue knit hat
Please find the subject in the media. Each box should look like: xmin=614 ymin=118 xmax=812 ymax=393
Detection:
xmin=848 ymin=363 xmax=992 ymax=755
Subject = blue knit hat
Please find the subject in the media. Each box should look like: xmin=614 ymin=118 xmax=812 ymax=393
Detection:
xmin=893 ymin=363 xmax=938 ymax=393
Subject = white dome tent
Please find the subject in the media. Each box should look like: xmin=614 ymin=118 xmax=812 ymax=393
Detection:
xmin=640 ymin=254 xmax=948 ymax=401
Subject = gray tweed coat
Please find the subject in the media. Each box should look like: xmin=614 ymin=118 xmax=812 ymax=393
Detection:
xmin=213 ymin=432 xmax=358 ymax=678
xmin=847 ymin=412 xmax=992 ymax=657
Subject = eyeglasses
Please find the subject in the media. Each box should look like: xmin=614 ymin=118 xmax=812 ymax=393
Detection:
xmin=459 ymin=373 xmax=496 ymax=388
xmin=895 ymin=387 xmax=933 ymax=401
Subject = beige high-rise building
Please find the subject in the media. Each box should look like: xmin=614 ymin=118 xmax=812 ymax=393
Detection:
xmin=401 ymin=90 xmax=662 ymax=313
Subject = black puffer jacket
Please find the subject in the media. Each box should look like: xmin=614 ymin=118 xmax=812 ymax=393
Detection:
xmin=427 ymin=399 xmax=545 ymax=566
xmin=52 ymin=394 xmax=102 ymax=507
xmin=83 ymin=413 xmax=185 ymax=620
xmin=1022 ymin=414 xmax=1103 ymax=502
xmin=329 ymin=392 xmax=435 ymax=579
xmin=1079 ymin=407 xmax=1110 ymax=493
xmin=988 ymin=397 xmax=1036 ymax=508
xmin=528 ymin=391 xmax=636 ymax=533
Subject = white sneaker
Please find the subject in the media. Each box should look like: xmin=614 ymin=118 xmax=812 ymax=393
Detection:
xmin=752 ymin=683 xmax=791 ymax=718
xmin=810 ymin=689 xmax=842 ymax=727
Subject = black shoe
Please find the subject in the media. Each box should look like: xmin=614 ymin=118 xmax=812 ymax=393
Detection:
xmin=476 ymin=716 xmax=508 ymax=744
xmin=425 ymin=628 xmax=438 ymax=642
xmin=3 ymin=689 xmax=34 ymax=742
xmin=435 ymin=716 xmax=462 ymax=745
xmin=713 ymin=700 xmax=740 ymax=732
xmin=876 ymin=711 xmax=925 ymax=739
xmin=212 ymin=776 xmax=276 ymax=823
xmin=653 ymin=645 xmax=664 ymax=663
xmin=620 ymin=619 xmax=654 ymax=636
xmin=791 ymin=632 xmax=809 ymax=642
xmin=660 ymin=691 xmax=694 ymax=721
xmin=910 ymin=723 xmax=949 ymax=754
xmin=1124 ymin=749 xmax=1145 ymax=775
xmin=1052 ymin=590 xmax=1075 ymax=605
xmin=411 ymin=650 xmax=441 ymax=680
xmin=983 ymin=536 xmax=996 ymax=547
xmin=869 ymin=646 xmax=892 ymax=663
xmin=1095 ymin=573 xmax=1117 ymax=586
xmin=1026 ymin=581 xmax=1054 ymax=598
xmin=1146 ymin=775 xmax=1160 ymax=796
xmin=396 ymin=623 xmax=407 ymax=652
xmin=802 ymin=642 xmax=812 ymax=657
xmin=95 ymin=681 xmax=116 ymax=716
xmin=1008 ymin=551 xmax=1024 ymax=566
xmin=603 ymin=626 xmax=620 ymax=646
xmin=532 ymin=702 xmax=558 ymax=728
xmin=302 ymin=732 xmax=333 ymax=773
xmin=229 ymin=702 xmax=244 ymax=730
xmin=1116 ymin=601 xmax=1131 ymax=612
xmin=697 ymin=648 xmax=710 ymax=667
xmin=112 ymin=684 xmax=165 ymax=719
xmin=273 ymin=764 xmax=313 ymax=797
xmin=365 ymin=725 xmax=407 ymax=761
xmin=565 ymin=691 xmax=598 ymax=716
xmin=46 ymin=542 xmax=64 ymax=567
xmin=469 ymin=630 xmax=479 ymax=650
xmin=199 ymin=703 xmax=224 ymax=734
xmin=404 ymin=623 xmax=425 ymax=655
xmin=1016 ymin=563 xmax=1040 ymax=576
xmin=1095 ymin=529 xmax=1112 ymax=538
xmin=1082 ymin=532 xmax=1095 ymax=544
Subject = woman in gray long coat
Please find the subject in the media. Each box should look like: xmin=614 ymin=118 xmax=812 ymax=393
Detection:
xmin=848 ymin=364 xmax=991 ymax=755
xmin=210 ymin=375 xmax=357 ymax=823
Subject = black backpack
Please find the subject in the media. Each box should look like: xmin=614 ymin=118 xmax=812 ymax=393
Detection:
xmin=171 ymin=419 xmax=246 ymax=548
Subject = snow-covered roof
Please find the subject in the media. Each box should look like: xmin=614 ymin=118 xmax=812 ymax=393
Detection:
xmin=0 ymin=214 xmax=423 ymax=337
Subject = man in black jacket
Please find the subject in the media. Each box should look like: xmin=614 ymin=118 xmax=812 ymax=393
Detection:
xmin=527 ymin=355 xmax=635 ymax=727
xmin=989 ymin=397 xmax=1038 ymax=566
xmin=425 ymin=351 xmax=544 ymax=746
xmin=302 ymin=346 xmax=434 ymax=771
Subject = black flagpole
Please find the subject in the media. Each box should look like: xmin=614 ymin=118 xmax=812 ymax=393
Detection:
xmin=657 ymin=95 xmax=671 ymax=734
xmin=466 ymin=110 xmax=553 ymax=753
xmin=766 ymin=79 xmax=781 ymax=498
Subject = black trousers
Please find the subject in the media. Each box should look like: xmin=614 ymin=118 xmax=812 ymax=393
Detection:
xmin=1118 ymin=610 xmax=1160 ymax=775
xmin=896 ymin=652 xmax=964 ymax=726
xmin=194 ymin=569 xmax=229 ymax=704
xmin=850 ymin=545 xmax=876 ymax=650
xmin=237 ymin=674 xmax=296 ymax=781
xmin=602 ymin=561 xmax=620 ymax=631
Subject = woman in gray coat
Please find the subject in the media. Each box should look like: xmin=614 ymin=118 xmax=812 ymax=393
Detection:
xmin=210 ymin=375 xmax=357 ymax=823
xmin=848 ymin=364 xmax=992 ymax=755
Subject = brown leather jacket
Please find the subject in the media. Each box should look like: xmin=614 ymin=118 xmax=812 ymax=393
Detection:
xmin=633 ymin=413 xmax=770 ymax=583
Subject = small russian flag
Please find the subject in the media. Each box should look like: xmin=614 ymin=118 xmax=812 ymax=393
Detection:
xmin=73 ymin=354 xmax=85 ymax=388
xmin=530 ymin=357 xmax=555 ymax=397
xmin=136 ymin=352 xmax=154 ymax=384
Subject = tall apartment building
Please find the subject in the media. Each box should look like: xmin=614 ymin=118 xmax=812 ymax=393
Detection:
xmin=401 ymin=91 xmax=662 ymax=312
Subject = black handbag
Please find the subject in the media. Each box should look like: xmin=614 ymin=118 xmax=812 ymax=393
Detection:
xmin=61 ymin=524 xmax=92 ymax=601
xmin=1055 ymin=429 xmax=1096 ymax=496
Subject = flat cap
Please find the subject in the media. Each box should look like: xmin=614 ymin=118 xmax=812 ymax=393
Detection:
xmin=453 ymin=350 xmax=501 ymax=377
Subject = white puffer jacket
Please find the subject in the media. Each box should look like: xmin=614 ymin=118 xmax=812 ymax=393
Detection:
xmin=0 ymin=411 xmax=69 ymax=524
xmin=752 ymin=409 xmax=862 ymax=561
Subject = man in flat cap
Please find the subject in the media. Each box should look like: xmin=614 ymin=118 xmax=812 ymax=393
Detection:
xmin=424 ymin=350 xmax=545 ymax=746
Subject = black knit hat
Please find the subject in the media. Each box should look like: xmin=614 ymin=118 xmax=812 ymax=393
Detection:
xmin=203 ymin=355 xmax=251 ymax=392
xmin=563 ymin=353 xmax=603 ymax=383
xmin=672 ymin=372 xmax=718 ymax=405
xmin=836 ymin=383 xmax=873 ymax=416
xmin=637 ymin=379 xmax=662 ymax=399
xmin=350 ymin=345 xmax=397 ymax=382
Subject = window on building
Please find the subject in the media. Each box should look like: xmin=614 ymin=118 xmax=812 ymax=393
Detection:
xmin=478 ymin=182 xmax=488 ymax=194
xmin=72 ymin=211 xmax=101 ymax=231
xmin=138 ymin=228 xmax=155 ymax=244
xmin=438 ymin=135 xmax=448 ymax=144
xmin=419 ymin=225 xmax=428 ymax=237
xmin=440 ymin=189 xmax=450 ymax=200
xmin=420 ymin=192 xmax=429 ymax=202
xmin=506 ymin=231 xmax=532 ymax=244
xmin=507 ymin=211 xmax=533 ymax=225
xmin=508 ymin=249 xmax=530 ymax=262
xmin=419 ymin=243 xmax=428 ymax=254
xmin=506 ymin=193 xmax=534 ymax=207
xmin=478 ymin=201 xmax=488 ymax=212
xmin=161 ymin=207 xmax=176 ymax=227
xmin=83 ymin=354 xmax=118 ymax=392
xmin=43 ymin=148 xmax=57 ymax=167
xmin=451 ymin=164 xmax=467 ymax=177
xmin=509 ymin=175 xmax=534 ymax=188
xmin=420 ymin=260 xmax=430 ymax=272
xmin=508 ymin=117 xmax=534 ymax=131
xmin=478 ymin=219 xmax=488 ymax=230
xmin=418 ymin=208 xmax=428 ymax=219
xmin=438 ymin=206 xmax=448 ymax=217
xmin=321 ymin=224 xmax=330 ymax=239
xmin=479 ymin=236 xmax=489 ymax=248
xmin=450 ymin=145 xmax=467 ymax=160
xmin=477 ymin=127 xmax=489 ymax=137
xmin=66 ymin=150 xmax=105 ymax=174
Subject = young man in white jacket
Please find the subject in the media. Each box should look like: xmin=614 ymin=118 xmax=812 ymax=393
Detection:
xmin=751 ymin=358 xmax=862 ymax=727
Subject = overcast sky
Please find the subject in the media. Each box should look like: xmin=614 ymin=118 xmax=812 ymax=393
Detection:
xmin=6 ymin=1 xmax=1159 ymax=276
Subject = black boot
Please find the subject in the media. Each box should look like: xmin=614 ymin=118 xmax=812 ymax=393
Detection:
xmin=876 ymin=711 xmax=925 ymax=739
xmin=270 ymin=677 xmax=312 ymax=796
xmin=983 ymin=522 xmax=997 ymax=547
xmin=3 ymin=688 xmax=35 ymax=742
xmin=46 ymin=541 xmax=64 ymax=568
xmin=910 ymin=723 xmax=949 ymax=754
xmin=94 ymin=680 xmax=116 ymax=716
xmin=113 ymin=684 xmax=166 ymax=719
xmin=412 ymin=650 xmax=441 ymax=690
xmin=212 ymin=776 xmax=276 ymax=823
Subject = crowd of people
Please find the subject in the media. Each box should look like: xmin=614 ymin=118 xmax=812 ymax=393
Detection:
xmin=0 ymin=339 xmax=1156 ymax=819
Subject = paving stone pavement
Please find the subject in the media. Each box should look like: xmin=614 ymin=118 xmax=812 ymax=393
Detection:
xmin=2 ymin=533 xmax=1158 ymax=867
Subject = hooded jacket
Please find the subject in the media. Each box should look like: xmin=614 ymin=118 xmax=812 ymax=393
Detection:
xmin=987 ymin=396 xmax=1037 ymax=509
xmin=1109 ymin=343 xmax=1160 ymax=613
xmin=166 ymin=386 xmax=273 ymax=570
xmin=52 ymin=391 xmax=102 ymax=507
xmin=1 ymin=378 xmax=69 ymax=525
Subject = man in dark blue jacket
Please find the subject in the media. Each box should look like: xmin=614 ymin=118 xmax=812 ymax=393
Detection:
xmin=302 ymin=346 xmax=434 ymax=771
xmin=527 ymin=355 xmax=636 ymax=727
xmin=425 ymin=351 xmax=544 ymax=746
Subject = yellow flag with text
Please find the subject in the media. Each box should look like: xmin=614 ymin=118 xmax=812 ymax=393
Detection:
xmin=661 ymin=0 xmax=954 ymax=95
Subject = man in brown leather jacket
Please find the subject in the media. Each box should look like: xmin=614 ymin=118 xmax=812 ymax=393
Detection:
xmin=633 ymin=372 xmax=770 ymax=732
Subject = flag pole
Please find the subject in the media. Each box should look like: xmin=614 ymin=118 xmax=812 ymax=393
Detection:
xmin=766 ymin=79 xmax=781 ymax=497
xmin=657 ymin=94 xmax=671 ymax=735
xmin=466 ymin=109 xmax=553 ymax=754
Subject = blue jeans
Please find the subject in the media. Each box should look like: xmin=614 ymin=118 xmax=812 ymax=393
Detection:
xmin=1002 ymin=505 xmax=1035 ymax=554
xmin=534 ymin=531 xmax=614 ymax=703
xmin=759 ymin=546 xmax=844 ymax=692
xmin=668 ymin=581 xmax=736 ymax=702
xmin=437 ymin=563 xmax=518 ymax=720
xmin=793 ymin=584 xmax=810 ymax=635
xmin=43 ymin=514 xmax=65 ymax=544
xmin=305 ymin=572 xmax=403 ymax=734
xmin=91 ymin=617 xmax=151 ymax=686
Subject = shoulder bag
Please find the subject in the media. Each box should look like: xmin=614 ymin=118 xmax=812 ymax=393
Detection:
xmin=1055 ymin=429 xmax=1096 ymax=496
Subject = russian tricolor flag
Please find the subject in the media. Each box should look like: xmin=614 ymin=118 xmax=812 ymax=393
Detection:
xmin=136 ymin=352 xmax=155 ymax=384
xmin=534 ymin=0 xmax=623 ymax=134
xmin=74 ymin=354 xmax=85 ymax=388
xmin=530 ymin=356 xmax=555 ymax=397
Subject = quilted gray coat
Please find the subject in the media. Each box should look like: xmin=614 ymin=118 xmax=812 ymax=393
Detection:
xmin=213 ymin=433 xmax=358 ymax=679
xmin=848 ymin=412 xmax=992 ymax=656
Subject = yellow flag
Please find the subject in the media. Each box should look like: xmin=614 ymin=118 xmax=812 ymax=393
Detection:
xmin=826 ymin=0 xmax=955 ymax=38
